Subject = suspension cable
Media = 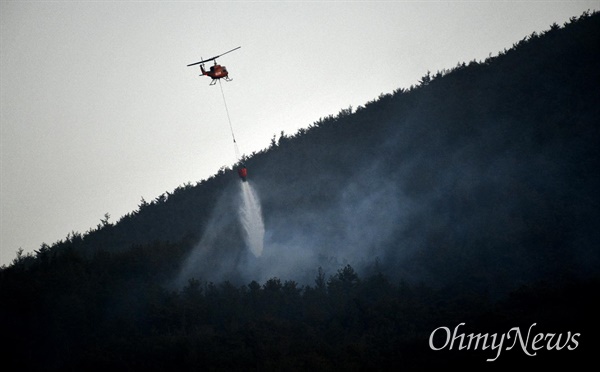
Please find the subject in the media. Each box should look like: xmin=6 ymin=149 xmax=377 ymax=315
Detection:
xmin=218 ymin=79 xmax=241 ymax=161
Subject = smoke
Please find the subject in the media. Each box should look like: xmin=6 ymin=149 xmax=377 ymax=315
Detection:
xmin=174 ymin=159 xmax=404 ymax=287
xmin=174 ymin=183 xmax=243 ymax=286
xmin=174 ymin=105 xmax=599 ymax=293
xmin=238 ymin=181 xmax=264 ymax=257
xmin=239 ymin=159 xmax=408 ymax=285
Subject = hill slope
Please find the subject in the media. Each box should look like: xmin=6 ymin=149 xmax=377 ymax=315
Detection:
xmin=6 ymin=11 xmax=599 ymax=290
xmin=181 ymin=10 xmax=600 ymax=290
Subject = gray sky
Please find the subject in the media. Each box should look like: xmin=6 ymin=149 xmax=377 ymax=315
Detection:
xmin=1 ymin=1 xmax=598 ymax=266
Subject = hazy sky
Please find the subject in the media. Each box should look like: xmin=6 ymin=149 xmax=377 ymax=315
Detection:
xmin=1 ymin=1 xmax=597 ymax=266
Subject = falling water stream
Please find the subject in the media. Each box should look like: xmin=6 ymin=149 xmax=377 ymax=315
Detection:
xmin=239 ymin=181 xmax=265 ymax=257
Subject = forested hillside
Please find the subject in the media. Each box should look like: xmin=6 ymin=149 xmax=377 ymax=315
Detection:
xmin=1 ymin=11 xmax=599 ymax=370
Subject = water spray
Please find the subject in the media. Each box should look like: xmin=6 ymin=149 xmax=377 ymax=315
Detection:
xmin=218 ymin=80 xmax=265 ymax=257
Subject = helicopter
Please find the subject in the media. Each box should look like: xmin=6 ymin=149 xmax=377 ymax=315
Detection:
xmin=187 ymin=46 xmax=240 ymax=85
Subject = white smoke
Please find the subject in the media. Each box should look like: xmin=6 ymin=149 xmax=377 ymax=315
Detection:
xmin=174 ymin=157 xmax=411 ymax=288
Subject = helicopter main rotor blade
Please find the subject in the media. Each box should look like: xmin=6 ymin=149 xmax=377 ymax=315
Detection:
xmin=187 ymin=60 xmax=206 ymax=67
xmin=187 ymin=46 xmax=240 ymax=67
xmin=214 ymin=46 xmax=241 ymax=59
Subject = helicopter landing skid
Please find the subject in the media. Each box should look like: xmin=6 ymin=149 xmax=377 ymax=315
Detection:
xmin=208 ymin=77 xmax=232 ymax=85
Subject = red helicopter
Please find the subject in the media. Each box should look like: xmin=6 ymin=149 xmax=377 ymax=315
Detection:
xmin=187 ymin=46 xmax=240 ymax=85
